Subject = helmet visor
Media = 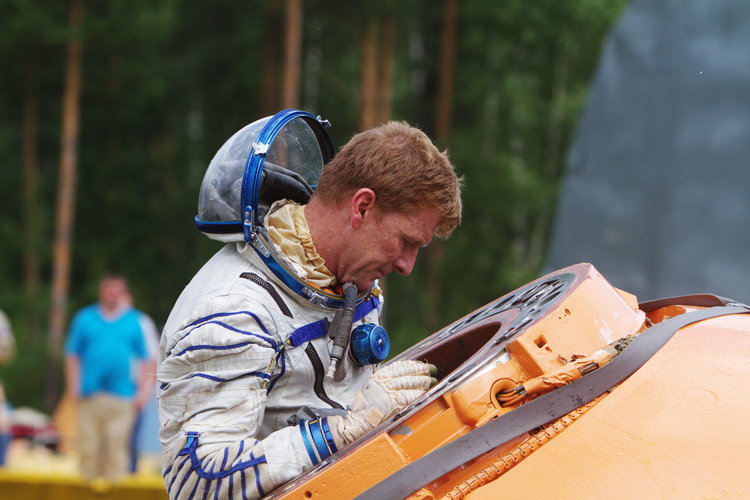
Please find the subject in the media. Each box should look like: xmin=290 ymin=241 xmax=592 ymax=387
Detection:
xmin=196 ymin=110 xmax=333 ymax=237
xmin=197 ymin=117 xmax=271 ymax=223
xmin=265 ymin=116 xmax=325 ymax=188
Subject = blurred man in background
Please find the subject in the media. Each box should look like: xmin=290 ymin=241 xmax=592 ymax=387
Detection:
xmin=64 ymin=274 xmax=151 ymax=482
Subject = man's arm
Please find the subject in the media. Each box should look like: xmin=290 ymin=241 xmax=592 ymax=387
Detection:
xmin=135 ymin=313 xmax=159 ymax=410
xmin=63 ymin=312 xmax=83 ymax=401
xmin=134 ymin=358 xmax=155 ymax=410
xmin=64 ymin=355 xmax=80 ymax=401
xmin=158 ymin=296 xmax=298 ymax=499
xmin=158 ymin=295 xmax=432 ymax=500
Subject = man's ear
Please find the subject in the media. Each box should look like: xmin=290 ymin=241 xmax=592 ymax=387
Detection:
xmin=349 ymin=188 xmax=377 ymax=228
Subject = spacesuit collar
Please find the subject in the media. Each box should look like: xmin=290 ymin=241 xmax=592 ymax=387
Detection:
xmin=264 ymin=199 xmax=338 ymax=290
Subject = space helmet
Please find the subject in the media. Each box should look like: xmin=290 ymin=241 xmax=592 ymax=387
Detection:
xmin=194 ymin=109 xmax=370 ymax=308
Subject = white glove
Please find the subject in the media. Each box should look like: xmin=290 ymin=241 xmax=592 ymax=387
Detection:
xmin=329 ymin=360 xmax=435 ymax=447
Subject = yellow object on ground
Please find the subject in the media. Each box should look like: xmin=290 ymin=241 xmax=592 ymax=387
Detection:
xmin=0 ymin=438 xmax=167 ymax=500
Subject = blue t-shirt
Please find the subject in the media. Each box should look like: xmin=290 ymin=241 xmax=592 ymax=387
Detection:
xmin=64 ymin=304 xmax=147 ymax=399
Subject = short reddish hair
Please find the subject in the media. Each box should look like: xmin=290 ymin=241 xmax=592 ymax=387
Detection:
xmin=314 ymin=121 xmax=462 ymax=238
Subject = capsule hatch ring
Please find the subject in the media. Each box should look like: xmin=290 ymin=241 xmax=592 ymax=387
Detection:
xmin=393 ymin=272 xmax=575 ymax=380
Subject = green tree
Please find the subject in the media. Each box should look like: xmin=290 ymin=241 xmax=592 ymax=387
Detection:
xmin=0 ymin=0 xmax=627 ymax=410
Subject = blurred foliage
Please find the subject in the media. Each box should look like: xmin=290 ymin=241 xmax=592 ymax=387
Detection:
xmin=0 ymin=0 xmax=626 ymax=411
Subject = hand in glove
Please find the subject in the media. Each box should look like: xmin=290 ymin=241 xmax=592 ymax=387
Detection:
xmin=329 ymin=360 xmax=437 ymax=447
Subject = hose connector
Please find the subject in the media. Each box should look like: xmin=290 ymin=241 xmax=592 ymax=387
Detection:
xmin=327 ymin=282 xmax=358 ymax=381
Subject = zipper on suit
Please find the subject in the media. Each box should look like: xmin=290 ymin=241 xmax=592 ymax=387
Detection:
xmin=304 ymin=343 xmax=344 ymax=409
xmin=240 ymin=272 xmax=293 ymax=318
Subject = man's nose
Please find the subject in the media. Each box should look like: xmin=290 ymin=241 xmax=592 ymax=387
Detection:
xmin=394 ymin=248 xmax=419 ymax=276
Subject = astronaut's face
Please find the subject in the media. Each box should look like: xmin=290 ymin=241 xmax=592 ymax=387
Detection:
xmin=336 ymin=205 xmax=441 ymax=291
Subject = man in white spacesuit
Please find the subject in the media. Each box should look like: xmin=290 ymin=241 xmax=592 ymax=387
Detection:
xmin=158 ymin=113 xmax=462 ymax=499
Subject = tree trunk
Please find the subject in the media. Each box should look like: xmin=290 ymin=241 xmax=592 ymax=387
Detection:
xmin=435 ymin=0 xmax=458 ymax=146
xmin=48 ymin=0 xmax=84 ymax=410
xmin=359 ymin=20 xmax=378 ymax=130
xmin=22 ymin=87 xmax=41 ymax=342
xmin=282 ymin=0 xmax=302 ymax=109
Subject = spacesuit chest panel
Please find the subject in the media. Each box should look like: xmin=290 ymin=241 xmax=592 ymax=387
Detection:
xmin=259 ymin=305 xmax=380 ymax=439
xmin=236 ymin=243 xmax=382 ymax=439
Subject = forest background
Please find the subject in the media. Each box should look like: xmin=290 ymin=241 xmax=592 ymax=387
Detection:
xmin=0 ymin=0 xmax=626 ymax=412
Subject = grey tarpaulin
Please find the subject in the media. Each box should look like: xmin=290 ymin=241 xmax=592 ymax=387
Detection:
xmin=545 ymin=0 xmax=750 ymax=303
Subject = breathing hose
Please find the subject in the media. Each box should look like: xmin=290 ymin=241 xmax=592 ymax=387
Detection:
xmin=327 ymin=281 xmax=358 ymax=381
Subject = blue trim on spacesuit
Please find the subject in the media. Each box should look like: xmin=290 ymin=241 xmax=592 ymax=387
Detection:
xmin=241 ymin=468 xmax=248 ymax=500
xmin=186 ymin=474 xmax=200 ymax=500
xmin=202 ymin=462 xmax=214 ymax=500
xmin=167 ymin=454 xmax=191 ymax=495
xmin=298 ymin=422 xmax=319 ymax=465
xmin=250 ymin=452 xmax=265 ymax=497
xmin=308 ymin=419 xmax=332 ymax=460
xmin=174 ymin=341 xmax=259 ymax=357
xmin=189 ymin=373 xmax=227 ymax=383
xmin=321 ymin=418 xmax=338 ymax=454
xmin=266 ymin=349 xmax=287 ymax=393
xmin=354 ymin=295 xmax=380 ymax=321
xmin=214 ymin=447 xmax=230 ymax=499
xmin=171 ymin=318 xmax=279 ymax=355
xmin=227 ymin=442 xmax=243 ymax=500
xmin=186 ymin=311 xmax=272 ymax=336
xmin=173 ymin=432 xmax=268 ymax=488
xmin=190 ymin=371 xmax=271 ymax=383
xmin=288 ymin=321 xmax=327 ymax=347
xmin=287 ymin=296 xmax=381 ymax=347
xmin=173 ymin=460 xmax=191 ymax=498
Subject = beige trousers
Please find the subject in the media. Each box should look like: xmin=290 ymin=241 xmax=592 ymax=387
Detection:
xmin=78 ymin=393 xmax=136 ymax=481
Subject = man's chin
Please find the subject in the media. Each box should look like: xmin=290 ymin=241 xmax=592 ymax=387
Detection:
xmin=352 ymin=278 xmax=375 ymax=291
xmin=339 ymin=273 xmax=378 ymax=292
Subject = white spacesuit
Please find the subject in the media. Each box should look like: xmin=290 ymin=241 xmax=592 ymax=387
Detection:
xmin=157 ymin=110 xmax=432 ymax=499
